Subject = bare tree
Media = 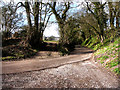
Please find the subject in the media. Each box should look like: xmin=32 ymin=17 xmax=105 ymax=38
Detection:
xmin=86 ymin=2 xmax=107 ymax=43
xmin=48 ymin=2 xmax=70 ymax=44
xmin=108 ymin=2 xmax=120 ymax=29
xmin=18 ymin=0 xmax=52 ymax=47
xmin=1 ymin=1 xmax=23 ymax=39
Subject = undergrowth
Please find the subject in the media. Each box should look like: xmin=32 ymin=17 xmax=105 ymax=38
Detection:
xmin=2 ymin=39 xmax=38 ymax=61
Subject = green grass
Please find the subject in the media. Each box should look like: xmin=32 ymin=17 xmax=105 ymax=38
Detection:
xmin=44 ymin=40 xmax=58 ymax=43
xmin=93 ymin=43 xmax=102 ymax=51
xmin=107 ymin=60 xmax=119 ymax=68
xmin=97 ymin=56 xmax=109 ymax=64
xmin=116 ymin=45 xmax=120 ymax=48
xmin=82 ymin=36 xmax=119 ymax=75
xmin=2 ymin=56 xmax=17 ymax=60
xmin=110 ymin=62 xmax=118 ymax=67
xmin=100 ymin=61 xmax=104 ymax=64
xmin=113 ymin=68 xmax=120 ymax=75
xmin=96 ymin=37 xmax=119 ymax=75
xmin=81 ymin=38 xmax=89 ymax=46
xmin=2 ymin=54 xmax=25 ymax=60
xmin=97 ymin=56 xmax=109 ymax=60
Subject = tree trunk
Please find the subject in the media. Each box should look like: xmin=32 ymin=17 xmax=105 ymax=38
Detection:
xmin=116 ymin=2 xmax=119 ymax=29
xmin=24 ymin=2 xmax=33 ymax=46
xmin=34 ymin=2 xmax=39 ymax=32
xmin=25 ymin=2 xmax=32 ymax=35
xmin=108 ymin=2 xmax=114 ymax=29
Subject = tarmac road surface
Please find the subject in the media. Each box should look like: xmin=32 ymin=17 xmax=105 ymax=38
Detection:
xmin=2 ymin=47 xmax=120 ymax=88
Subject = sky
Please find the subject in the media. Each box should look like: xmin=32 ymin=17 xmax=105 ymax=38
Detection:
xmin=1 ymin=0 xmax=118 ymax=37
xmin=0 ymin=0 xmax=60 ymax=37
xmin=0 ymin=0 xmax=84 ymax=37
xmin=43 ymin=23 xmax=59 ymax=37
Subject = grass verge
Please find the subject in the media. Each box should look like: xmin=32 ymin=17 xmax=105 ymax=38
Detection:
xmin=81 ymin=36 xmax=120 ymax=75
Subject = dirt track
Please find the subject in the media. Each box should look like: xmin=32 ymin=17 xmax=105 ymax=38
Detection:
xmin=2 ymin=47 xmax=120 ymax=88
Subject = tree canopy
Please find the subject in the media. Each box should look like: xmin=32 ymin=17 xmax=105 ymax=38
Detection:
xmin=1 ymin=1 xmax=119 ymax=49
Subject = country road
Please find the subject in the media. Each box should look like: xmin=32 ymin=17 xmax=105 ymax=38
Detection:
xmin=2 ymin=47 xmax=120 ymax=88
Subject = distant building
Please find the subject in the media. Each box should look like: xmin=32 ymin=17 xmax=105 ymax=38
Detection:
xmin=54 ymin=37 xmax=59 ymax=41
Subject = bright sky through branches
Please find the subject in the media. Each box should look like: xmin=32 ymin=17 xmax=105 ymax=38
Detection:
xmin=0 ymin=0 xmax=84 ymax=37
xmin=1 ymin=0 xmax=116 ymax=37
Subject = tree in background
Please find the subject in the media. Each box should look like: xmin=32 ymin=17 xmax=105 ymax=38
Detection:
xmin=1 ymin=2 xmax=23 ymax=40
xmin=18 ymin=0 xmax=52 ymax=48
xmin=98 ymin=2 xmax=119 ymax=41
xmin=63 ymin=17 xmax=80 ymax=45
xmin=48 ymin=2 xmax=70 ymax=45
xmin=108 ymin=2 xmax=120 ymax=29
xmin=87 ymin=2 xmax=107 ymax=43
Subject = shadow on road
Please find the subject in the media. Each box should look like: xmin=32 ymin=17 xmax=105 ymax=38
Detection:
xmin=38 ymin=42 xmax=58 ymax=51
xmin=70 ymin=47 xmax=94 ymax=55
